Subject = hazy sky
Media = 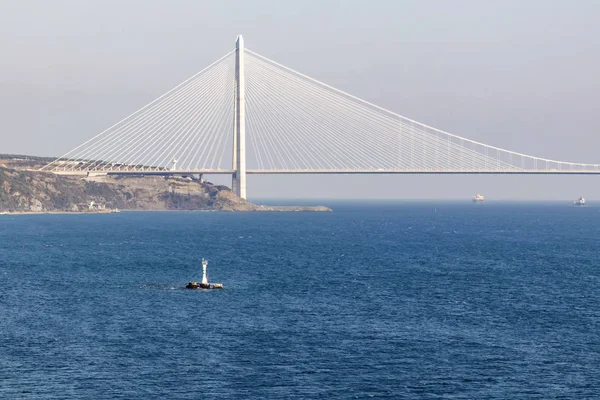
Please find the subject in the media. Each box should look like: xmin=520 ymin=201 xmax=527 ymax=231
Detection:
xmin=1 ymin=0 xmax=599 ymax=199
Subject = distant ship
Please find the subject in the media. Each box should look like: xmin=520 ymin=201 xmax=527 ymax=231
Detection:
xmin=574 ymin=197 xmax=585 ymax=206
xmin=472 ymin=194 xmax=485 ymax=203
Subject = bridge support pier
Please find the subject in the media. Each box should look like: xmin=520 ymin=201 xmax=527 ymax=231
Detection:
xmin=232 ymin=35 xmax=247 ymax=199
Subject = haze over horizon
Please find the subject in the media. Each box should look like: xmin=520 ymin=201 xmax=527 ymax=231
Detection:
xmin=1 ymin=0 xmax=599 ymax=200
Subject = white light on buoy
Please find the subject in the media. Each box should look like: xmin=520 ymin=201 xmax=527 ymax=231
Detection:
xmin=201 ymin=258 xmax=209 ymax=285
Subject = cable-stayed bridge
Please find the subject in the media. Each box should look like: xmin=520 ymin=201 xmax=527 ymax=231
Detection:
xmin=41 ymin=35 xmax=600 ymax=199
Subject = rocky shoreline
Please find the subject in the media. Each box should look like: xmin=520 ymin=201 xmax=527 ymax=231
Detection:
xmin=0 ymin=162 xmax=331 ymax=213
xmin=0 ymin=206 xmax=331 ymax=215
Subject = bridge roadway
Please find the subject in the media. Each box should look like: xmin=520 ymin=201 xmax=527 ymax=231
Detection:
xmin=50 ymin=169 xmax=600 ymax=176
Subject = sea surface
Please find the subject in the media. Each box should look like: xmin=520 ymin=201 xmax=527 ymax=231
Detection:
xmin=1 ymin=202 xmax=600 ymax=399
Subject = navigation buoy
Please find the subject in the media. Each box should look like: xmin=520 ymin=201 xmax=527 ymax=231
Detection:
xmin=186 ymin=259 xmax=223 ymax=289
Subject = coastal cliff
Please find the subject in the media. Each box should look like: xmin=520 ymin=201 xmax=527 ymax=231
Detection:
xmin=0 ymin=164 xmax=331 ymax=213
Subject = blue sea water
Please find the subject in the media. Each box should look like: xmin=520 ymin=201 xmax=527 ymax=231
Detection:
xmin=1 ymin=202 xmax=600 ymax=399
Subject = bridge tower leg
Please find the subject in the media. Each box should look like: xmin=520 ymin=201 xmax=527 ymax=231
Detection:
xmin=232 ymin=35 xmax=247 ymax=199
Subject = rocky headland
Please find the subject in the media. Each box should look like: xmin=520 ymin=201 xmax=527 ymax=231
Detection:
xmin=0 ymin=156 xmax=331 ymax=213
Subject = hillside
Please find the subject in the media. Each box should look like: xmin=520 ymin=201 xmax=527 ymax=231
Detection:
xmin=0 ymin=165 xmax=331 ymax=213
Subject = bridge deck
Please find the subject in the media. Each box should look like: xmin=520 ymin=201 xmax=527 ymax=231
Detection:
xmin=50 ymin=169 xmax=600 ymax=176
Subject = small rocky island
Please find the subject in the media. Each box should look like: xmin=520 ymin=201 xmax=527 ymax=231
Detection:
xmin=0 ymin=155 xmax=331 ymax=213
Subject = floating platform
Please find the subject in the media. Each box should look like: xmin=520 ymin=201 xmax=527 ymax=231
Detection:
xmin=186 ymin=281 xmax=223 ymax=290
xmin=185 ymin=259 xmax=223 ymax=289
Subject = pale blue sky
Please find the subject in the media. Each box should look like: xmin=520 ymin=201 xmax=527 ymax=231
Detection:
xmin=1 ymin=0 xmax=599 ymax=199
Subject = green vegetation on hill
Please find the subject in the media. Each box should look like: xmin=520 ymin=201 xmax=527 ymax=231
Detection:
xmin=0 ymin=155 xmax=331 ymax=213
xmin=0 ymin=166 xmax=250 ymax=212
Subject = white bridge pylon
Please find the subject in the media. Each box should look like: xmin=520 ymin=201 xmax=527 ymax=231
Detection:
xmin=42 ymin=35 xmax=600 ymax=199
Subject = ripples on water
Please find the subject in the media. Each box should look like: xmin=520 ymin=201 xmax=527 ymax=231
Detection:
xmin=1 ymin=202 xmax=599 ymax=399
